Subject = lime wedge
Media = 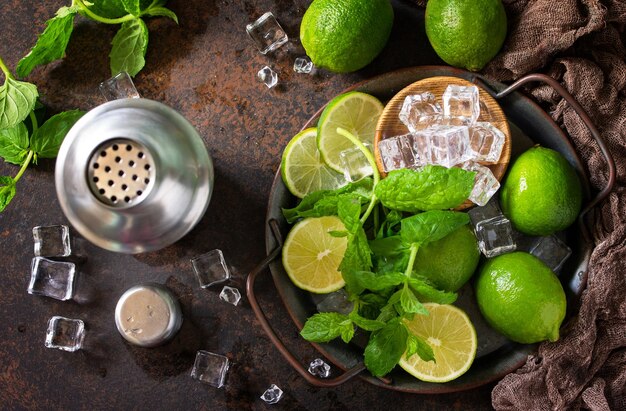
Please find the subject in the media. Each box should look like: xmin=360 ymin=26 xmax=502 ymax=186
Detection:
xmin=399 ymin=303 xmax=477 ymax=383
xmin=317 ymin=91 xmax=384 ymax=172
xmin=282 ymin=216 xmax=347 ymax=293
xmin=281 ymin=128 xmax=347 ymax=198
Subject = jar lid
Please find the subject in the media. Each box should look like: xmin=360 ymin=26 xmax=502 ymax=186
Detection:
xmin=114 ymin=283 xmax=183 ymax=347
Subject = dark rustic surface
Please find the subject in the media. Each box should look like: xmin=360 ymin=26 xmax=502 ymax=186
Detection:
xmin=0 ymin=1 xmax=494 ymax=409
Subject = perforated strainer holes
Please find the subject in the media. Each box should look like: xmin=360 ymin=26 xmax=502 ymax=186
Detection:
xmin=87 ymin=139 xmax=155 ymax=207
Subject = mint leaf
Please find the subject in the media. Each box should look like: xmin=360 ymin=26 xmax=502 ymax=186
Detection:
xmin=16 ymin=7 xmax=78 ymax=78
xmin=0 ymin=123 xmax=29 ymax=165
xmin=349 ymin=311 xmax=385 ymax=331
xmin=143 ymin=6 xmax=178 ymax=23
xmin=337 ymin=195 xmax=362 ymax=233
xmin=0 ymin=78 xmax=38 ymax=130
xmin=400 ymin=210 xmax=469 ymax=247
xmin=30 ymin=110 xmax=84 ymax=159
xmin=282 ymin=178 xmax=373 ymax=224
xmin=369 ymin=235 xmax=406 ymax=257
xmin=364 ymin=319 xmax=408 ymax=377
xmin=110 ymin=18 xmax=149 ymax=77
xmin=375 ymin=166 xmax=475 ymax=212
xmin=399 ymin=284 xmax=428 ymax=315
xmin=121 ymin=0 xmax=142 ymax=16
xmin=407 ymin=278 xmax=457 ymax=304
xmin=355 ymin=271 xmax=405 ymax=291
xmin=340 ymin=323 xmax=355 ymax=343
xmin=0 ymin=176 xmax=16 ymax=212
xmin=300 ymin=312 xmax=351 ymax=343
xmin=339 ymin=227 xmax=371 ymax=295
xmin=405 ymin=333 xmax=435 ymax=362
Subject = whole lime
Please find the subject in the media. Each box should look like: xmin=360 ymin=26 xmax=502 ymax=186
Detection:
xmin=500 ymin=146 xmax=582 ymax=236
xmin=475 ymin=252 xmax=567 ymax=344
xmin=413 ymin=225 xmax=480 ymax=292
xmin=425 ymin=0 xmax=507 ymax=71
xmin=300 ymin=0 xmax=394 ymax=73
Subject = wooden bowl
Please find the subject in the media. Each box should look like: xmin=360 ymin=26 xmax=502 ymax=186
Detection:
xmin=374 ymin=76 xmax=512 ymax=209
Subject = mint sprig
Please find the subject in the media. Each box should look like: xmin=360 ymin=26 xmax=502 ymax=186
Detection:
xmin=0 ymin=56 xmax=84 ymax=212
xmin=17 ymin=0 xmax=178 ymax=78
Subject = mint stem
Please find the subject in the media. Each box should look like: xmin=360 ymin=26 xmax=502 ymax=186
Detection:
xmin=335 ymin=127 xmax=381 ymax=224
xmin=13 ymin=150 xmax=33 ymax=183
xmin=404 ymin=244 xmax=419 ymax=277
xmin=0 ymin=56 xmax=13 ymax=79
xmin=73 ymin=0 xmax=136 ymax=24
xmin=29 ymin=111 xmax=39 ymax=133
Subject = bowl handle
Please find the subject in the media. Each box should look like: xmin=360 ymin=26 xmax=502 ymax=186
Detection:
xmin=246 ymin=219 xmax=387 ymax=387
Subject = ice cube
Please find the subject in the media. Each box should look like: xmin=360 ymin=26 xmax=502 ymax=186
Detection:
xmin=246 ymin=12 xmax=288 ymax=54
xmin=191 ymin=249 xmax=231 ymax=288
xmin=317 ymin=289 xmax=353 ymax=315
xmin=399 ymin=93 xmax=442 ymax=132
xmin=28 ymin=257 xmax=76 ymax=301
xmin=460 ymin=161 xmax=500 ymax=206
xmin=191 ymin=350 xmax=230 ymax=388
xmin=442 ymin=85 xmax=480 ymax=125
xmin=423 ymin=126 xmax=471 ymax=168
xmin=530 ymin=235 xmax=572 ymax=272
xmin=293 ymin=56 xmax=314 ymax=74
xmin=260 ymin=384 xmax=284 ymax=404
xmin=339 ymin=143 xmax=374 ymax=182
xmin=257 ymin=66 xmax=278 ymax=89
xmin=308 ymin=358 xmax=331 ymax=378
xmin=33 ymin=225 xmax=72 ymax=257
xmin=45 ymin=316 xmax=85 ymax=352
xmin=468 ymin=122 xmax=506 ymax=163
xmin=474 ymin=216 xmax=517 ymax=258
xmin=378 ymin=134 xmax=415 ymax=172
xmin=219 ymin=286 xmax=241 ymax=306
xmin=468 ymin=196 xmax=503 ymax=227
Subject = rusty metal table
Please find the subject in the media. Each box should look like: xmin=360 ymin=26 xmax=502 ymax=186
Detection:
xmin=0 ymin=1 xmax=495 ymax=409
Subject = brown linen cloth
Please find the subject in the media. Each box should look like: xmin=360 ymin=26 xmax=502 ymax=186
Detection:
xmin=414 ymin=0 xmax=626 ymax=409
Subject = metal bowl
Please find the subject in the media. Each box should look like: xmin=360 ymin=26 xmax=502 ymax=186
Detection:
xmin=56 ymin=98 xmax=213 ymax=254
xmin=255 ymin=66 xmax=613 ymax=393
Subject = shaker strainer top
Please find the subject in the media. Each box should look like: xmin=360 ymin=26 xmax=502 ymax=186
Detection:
xmin=87 ymin=139 xmax=155 ymax=207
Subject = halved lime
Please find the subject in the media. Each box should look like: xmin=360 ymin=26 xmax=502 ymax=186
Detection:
xmin=317 ymin=92 xmax=383 ymax=172
xmin=282 ymin=216 xmax=347 ymax=293
xmin=281 ymin=128 xmax=346 ymax=198
xmin=399 ymin=303 xmax=477 ymax=383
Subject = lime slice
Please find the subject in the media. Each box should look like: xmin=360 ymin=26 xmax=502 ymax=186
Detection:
xmin=399 ymin=303 xmax=477 ymax=383
xmin=282 ymin=216 xmax=347 ymax=293
xmin=281 ymin=128 xmax=347 ymax=198
xmin=317 ymin=91 xmax=384 ymax=172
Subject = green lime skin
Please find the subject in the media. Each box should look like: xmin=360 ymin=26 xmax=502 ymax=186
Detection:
xmin=475 ymin=252 xmax=567 ymax=344
xmin=413 ymin=225 xmax=480 ymax=292
xmin=500 ymin=147 xmax=583 ymax=236
xmin=300 ymin=0 xmax=394 ymax=73
xmin=425 ymin=0 xmax=507 ymax=71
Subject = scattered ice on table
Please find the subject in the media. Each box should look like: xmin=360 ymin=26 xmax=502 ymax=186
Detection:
xmin=28 ymin=257 xmax=76 ymax=301
xmin=339 ymin=143 xmax=373 ymax=182
xmin=33 ymin=225 xmax=72 ymax=258
xmin=308 ymin=358 xmax=331 ymax=378
xmin=191 ymin=249 xmax=231 ymax=288
xmin=191 ymin=350 xmax=230 ymax=388
xmin=530 ymin=235 xmax=572 ymax=272
xmin=257 ymin=66 xmax=278 ymax=89
xmin=468 ymin=196 xmax=503 ymax=227
xmin=378 ymin=134 xmax=417 ymax=172
xmin=219 ymin=286 xmax=241 ymax=306
xmin=442 ymin=85 xmax=480 ymax=125
xmin=317 ymin=289 xmax=353 ymax=316
xmin=246 ymin=12 xmax=288 ymax=54
xmin=468 ymin=122 xmax=506 ymax=163
xmin=293 ymin=56 xmax=315 ymax=74
xmin=45 ymin=316 xmax=85 ymax=352
xmin=260 ymin=384 xmax=284 ymax=404
xmin=474 ymin=216 xmax=517 ymax=258
xmin=399 ymin=92 xmax=442 ymax=132
xmin=460 ymin=161 xmax=500 ymax=206
xmin=99 ymin=71 xmax=140 ymax=101
xmin=423 ymin=125 xmax=471 ymax=168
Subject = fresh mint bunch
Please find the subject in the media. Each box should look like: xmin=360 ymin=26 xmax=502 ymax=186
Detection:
xmin=17 ymin=0 xmax=178 ymax=78
xmin=284 ymin=128 xmax=476 ymax=377
xmin=0 ymin=57 xmax=84 ymax=212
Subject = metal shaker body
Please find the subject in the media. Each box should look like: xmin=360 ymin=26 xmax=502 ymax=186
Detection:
xmin=55 ymin=98 xmax=213 ymax=254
